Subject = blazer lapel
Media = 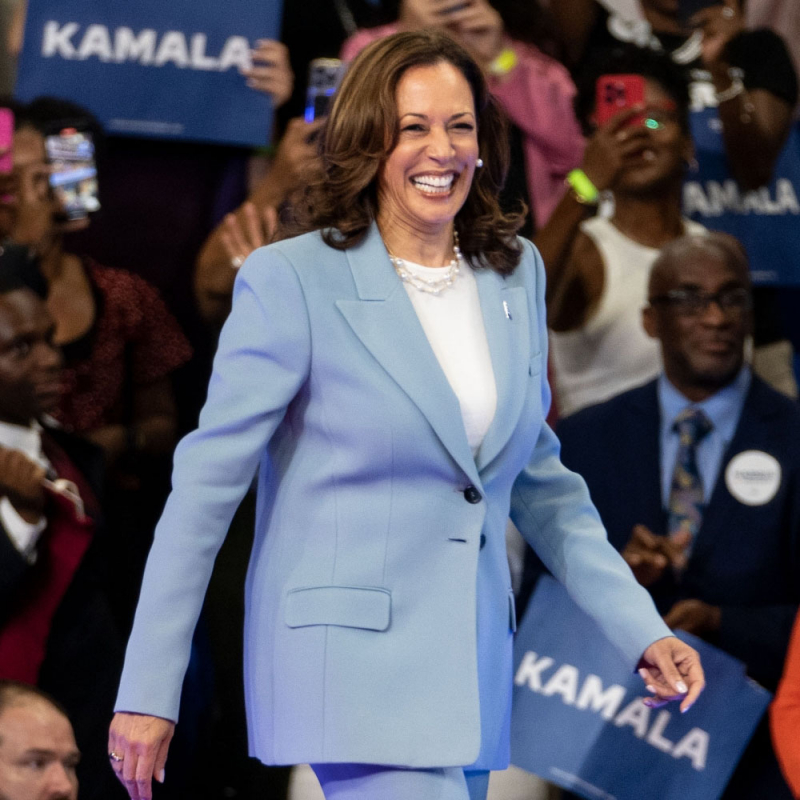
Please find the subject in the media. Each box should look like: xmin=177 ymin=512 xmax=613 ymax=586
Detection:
xmin=335 ymin=224 xmax=482 ymax=488
xmin=474 ymin=269 xmax=530 ymax=472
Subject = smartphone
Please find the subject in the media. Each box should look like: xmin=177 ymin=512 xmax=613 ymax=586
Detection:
xmin=678 ymin=0 xmax=723 ymax=26
xmin=44 ymin=124 xmax=100 ymax=220
xmin=305 ymin=58 xmax=344 ymax=123
xmin=0 ymin=108 xmax=13 ymax=174
xmin=595 ymin=74 xmax=646 ymax=127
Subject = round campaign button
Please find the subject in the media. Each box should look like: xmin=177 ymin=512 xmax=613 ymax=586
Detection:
xmin=724 ymin=450 xmax=781 ymax=506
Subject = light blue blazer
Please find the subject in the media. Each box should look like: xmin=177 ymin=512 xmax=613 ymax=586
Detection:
xmin=115 ymin=222 xmax=670 ymax=770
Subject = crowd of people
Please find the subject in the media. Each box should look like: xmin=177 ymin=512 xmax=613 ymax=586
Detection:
xmin=0 ymin=1 xmax=799 ymax=799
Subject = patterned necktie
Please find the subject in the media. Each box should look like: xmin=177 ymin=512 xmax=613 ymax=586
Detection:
xmin=668 ymin=408 xmax=713 ymax=543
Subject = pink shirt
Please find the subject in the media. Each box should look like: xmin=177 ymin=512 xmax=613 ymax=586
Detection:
xmin=341 ymin=25 xmax=585 ymax=227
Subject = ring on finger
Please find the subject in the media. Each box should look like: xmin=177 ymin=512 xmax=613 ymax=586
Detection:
xmin=722 ymin=6 xmax=734 ymax=17
xmin=108 ymin=751 xmax=124 ymax=762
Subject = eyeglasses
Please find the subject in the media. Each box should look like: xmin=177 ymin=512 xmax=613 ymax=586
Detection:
xmin=649 ymin=287 xmax=751 ymax=316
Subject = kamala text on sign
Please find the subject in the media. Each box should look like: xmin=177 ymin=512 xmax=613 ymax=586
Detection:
xmin=15 ymin=0 xmax=283 ymax=147
xmin=515 ymin=652 xmax=709 ymax=770
xmin=510 ymin=576 xmax=770 ymax=800
xmin=41 ymin=23 xmax=252 ymax=72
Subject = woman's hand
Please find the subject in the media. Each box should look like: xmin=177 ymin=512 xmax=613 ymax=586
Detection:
xmin=692 ymin=0 xmax=744 ymax=69
xmin=638 ymin=636 xmax=705 ymax=714
xmin=445 ymin=0 xmax=505 ymax=71
xmin=108 ymin=712 xmax=175 ymax=800
xmin=268 ymin=117 xmax=325 ymax=197
xmin=399 ymin=0 xmax=474 ymax=32
xmin=241 ymin=39 xmax=294 ymax=109
xmin=398 ymin=0 xmax=505 ymax=71
xmin=581 ymin=105 xmax=650 ymax=193
xmin=221 ymin=202 xmax=278 ymax=269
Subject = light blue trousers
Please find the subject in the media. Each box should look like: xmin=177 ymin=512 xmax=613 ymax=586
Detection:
xmin=311 ymin=764 xmax=491 ymax=800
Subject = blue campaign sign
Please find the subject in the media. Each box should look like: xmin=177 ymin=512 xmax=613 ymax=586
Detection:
xmin=15 ymin=0 xmax=283 ymax=147
xmin=511 ymin=576 xmax=770 ymax=800
xmin=682 ymin=80 xmax=800 ymax=286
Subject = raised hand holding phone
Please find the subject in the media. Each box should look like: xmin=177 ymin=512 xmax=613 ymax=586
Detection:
xmin=441 ymin=0 xmax=504 ymax=71
xmin=241 ymin=39 xmax=294 ymax=109
xmin=582 ymin=101 xmax=649 ymax=192
xmin=399 ymin=0 xmax=474 ymax=32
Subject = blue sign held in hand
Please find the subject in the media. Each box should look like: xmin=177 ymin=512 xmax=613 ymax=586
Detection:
xmin=16 ymin=0 xmax=284 ymax=147
xmin=511 ymin=576 xmax=771 ymax=800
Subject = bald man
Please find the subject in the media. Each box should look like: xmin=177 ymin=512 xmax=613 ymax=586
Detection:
xmin=539 ymin=232 xmax=799 ymax=799
xmin=0 ymin=681 xmax=79 ymax=800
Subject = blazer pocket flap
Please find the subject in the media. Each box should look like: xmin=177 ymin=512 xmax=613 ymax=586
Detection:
xmin=529 ymin=352 xmax=543 ymax=376
xmin=285 ymin=585 xmax=391 ymax=631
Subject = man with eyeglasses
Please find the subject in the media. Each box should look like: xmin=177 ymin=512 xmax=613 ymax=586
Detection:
xmin=543 ymin=231 xmax=799 ymax=800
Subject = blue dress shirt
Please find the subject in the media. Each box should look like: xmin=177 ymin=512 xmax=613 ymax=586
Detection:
xmin=658 ymin=367 xmax=751 ymax=508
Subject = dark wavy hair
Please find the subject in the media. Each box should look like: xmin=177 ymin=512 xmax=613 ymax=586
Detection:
xmin=287 ymin=30 xmax=525 ymax=275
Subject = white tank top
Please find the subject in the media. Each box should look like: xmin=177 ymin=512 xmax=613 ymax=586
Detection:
xmin=400 ymin=259 xmax=497 ymax=456
xmin=550 ymin=216 xmax=706 ymax=417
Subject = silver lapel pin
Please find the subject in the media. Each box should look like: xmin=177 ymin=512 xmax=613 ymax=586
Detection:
xmin=503 ymin=300 xmax=512 ymax=320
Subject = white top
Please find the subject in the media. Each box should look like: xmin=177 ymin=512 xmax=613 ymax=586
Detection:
xmin=0 ymin=420 xmax=48 ymax=562
xmin=550 ymin=216 xmax=706 ymax=417
xmin=399 ymin=258 xmax=497 ymax=455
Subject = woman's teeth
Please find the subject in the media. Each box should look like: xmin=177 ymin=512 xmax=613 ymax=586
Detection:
xmin=411 ymin=174 xmax=455 ymax=194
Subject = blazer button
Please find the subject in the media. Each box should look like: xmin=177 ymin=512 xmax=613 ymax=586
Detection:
xmin=463 ymin=486 xmax=482 ymax=504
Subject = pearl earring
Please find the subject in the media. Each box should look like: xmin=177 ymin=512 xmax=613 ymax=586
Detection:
xmin=476 ymin=158 xmax=484 ymax=168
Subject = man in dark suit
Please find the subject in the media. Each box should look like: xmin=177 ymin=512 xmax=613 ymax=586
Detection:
xmin=550 ymin=231 xmax=799 ymax=800
xmin=0 ymin=246 xmax=123 ymax=800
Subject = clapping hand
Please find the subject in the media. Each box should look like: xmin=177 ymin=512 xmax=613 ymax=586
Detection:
xmin=222 ymin=202 xmax=278 ymax=270
xmin=622 ymin=524 xmax=692 ymax=587
xmin=664 ymin=599 xmax=722 ymax=636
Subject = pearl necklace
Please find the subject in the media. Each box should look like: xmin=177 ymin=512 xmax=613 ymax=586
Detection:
xmin=388 ymin=232 xmax=462 ymax=295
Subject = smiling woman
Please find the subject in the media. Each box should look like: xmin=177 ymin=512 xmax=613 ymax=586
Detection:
xmin=377 ymin=61 xmax=479 ymax=253
xmin=288 ymin=29 xmax=523 ymax=273
xmin=109 ymin=30 xmax=704 ymax=800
